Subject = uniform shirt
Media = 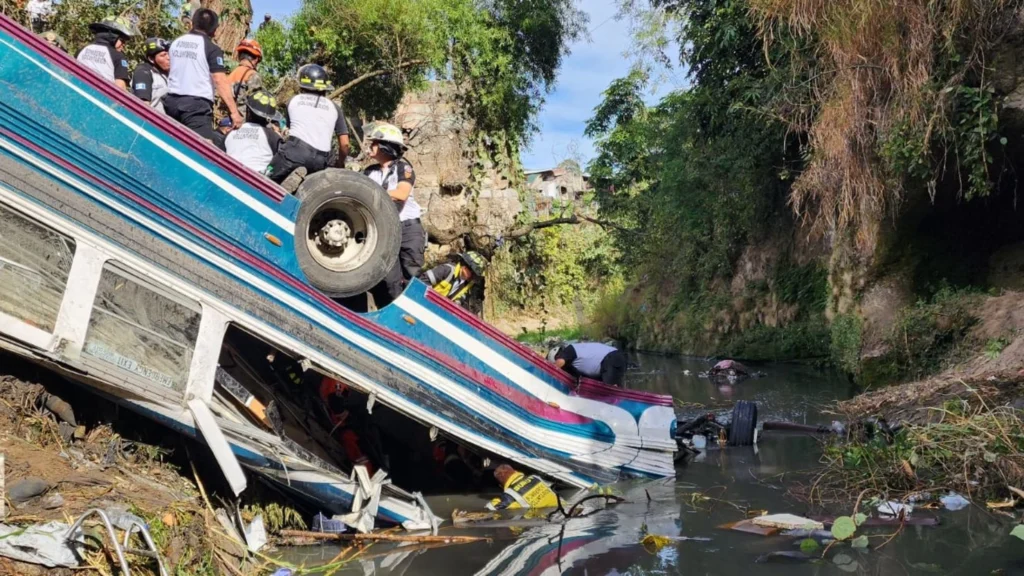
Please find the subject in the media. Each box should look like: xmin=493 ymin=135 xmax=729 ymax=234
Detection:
xmin=168 ymin=32 xmax=226 ymax=102
xmin=363 ymin=159 xmax=421 ymax=221
xmin=77 ymin=37 xmax=130 ymax=84
xmin=555 ymin=342 xmax=618 ymax=379
xmin=225 ymin=122 xmax=281 ymax=173
xmin=26 ymin=0 xmax=54 ymax=19
xmin=486 ymin=472 xmax=559 ymax=511
xmin=286 ymin=93 xmax=347 ymax=152
xmin=131 ymin=62 xmax=169 ymax=113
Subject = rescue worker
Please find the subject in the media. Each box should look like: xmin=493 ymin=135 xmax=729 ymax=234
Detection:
xmin=319 ymin=377 xmax=386 ymax=475
xmin=486 ymin=464 xmax=559 ymax=511
xmin=225 ymin=89 xmax=282 ymax=173
xmin=220 ymin=39 xmax=263 ymax=123
xmin=40 ymin=31 xmax=67 ymax=53
xmin=431 ymin=439 xmax=484 ymax=489
xmin=131 ymin=38 xmax=171 ymax=113
xmin=363 ymin=123 xmax=424 ymax=307
xmin=548 ymin=342 xmax=627 ymax=387
xmin=26 ymin=0 xmax=54 ymax=34
xmin=259 ymin=13 xmax=274 ymax=32
xmin=267 ymin=64 xmax=350 ymax=186
xmin=165 ymin=8 xmax=243 ymax=148
xmin=76 ymin=16 xmax=135 ymax=90
xmin=420 ymin=251 xmax=487 ymax=304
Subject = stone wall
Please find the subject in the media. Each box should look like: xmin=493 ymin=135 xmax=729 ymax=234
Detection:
xmin=392 ymin=83 xmax=523 ymax=252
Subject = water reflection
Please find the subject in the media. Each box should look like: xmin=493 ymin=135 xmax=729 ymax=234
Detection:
xmin=280 ymin=355 xmax=1022 ymax=575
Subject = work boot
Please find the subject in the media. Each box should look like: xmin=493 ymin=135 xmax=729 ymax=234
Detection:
xmin=281 ymin=167 xmax=307 ymax=194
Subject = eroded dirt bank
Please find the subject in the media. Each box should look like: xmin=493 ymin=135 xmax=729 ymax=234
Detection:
xmin=840 ymin=291 xmax=1024 ymax=422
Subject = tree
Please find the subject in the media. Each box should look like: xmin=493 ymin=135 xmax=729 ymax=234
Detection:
xmin=256 ymin=0 xmax=586 ymax=145
xmin=28 ymin=0 xmax=185 ymax=61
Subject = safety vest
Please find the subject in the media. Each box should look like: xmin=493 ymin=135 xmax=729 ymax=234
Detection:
xmin=433 ymin=263 xmax=475 ymax=302
xmin=486 ymin=472 xmax=559 ymax=510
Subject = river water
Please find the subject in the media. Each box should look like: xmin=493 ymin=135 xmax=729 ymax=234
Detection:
xmin=279 ymin=355 xmax=1022 ymax=575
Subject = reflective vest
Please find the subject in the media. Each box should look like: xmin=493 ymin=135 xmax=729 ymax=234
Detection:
xmin=432 ymin=263 xmax=475 ymax=302
xmin=486 ymin=472 xmax=559 ymax=510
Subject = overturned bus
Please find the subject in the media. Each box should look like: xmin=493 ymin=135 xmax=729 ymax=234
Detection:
xmin=0 ymin=15 xmax=676 ymax=531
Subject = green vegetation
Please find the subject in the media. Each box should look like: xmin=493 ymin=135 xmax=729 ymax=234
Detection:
xmin=257 ymin=0 xmax=586 ymax=153
xmin=490 ymin=221 xmax=621 ymax=320
xmin=3 ymin=0 xmax=184 ymax=62
xmin=816 ymin=396 xmax=1024 ymax=503
xmin=515 ymin=326 xmax=582 ymax=346
xmin=830 ymin=315 xmax=864 ymax=377
xmin=858 ymin=289 xmax=982 ymax=387
xmin=579 ymin=0 xmax=1020 ymax=372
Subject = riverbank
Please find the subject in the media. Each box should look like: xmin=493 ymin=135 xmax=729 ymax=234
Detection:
xmin=803 ymin=291 xmax=1024 ymax=504
xmin=0 ymin=357 xmax=314 ymax=575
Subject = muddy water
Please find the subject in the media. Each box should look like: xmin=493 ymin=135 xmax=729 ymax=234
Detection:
xmin=279 ymin=355 xmax=1022 ymax=575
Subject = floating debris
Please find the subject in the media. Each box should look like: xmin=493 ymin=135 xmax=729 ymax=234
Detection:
xmin=939 ymin=492 xmax=970 ymax=511
xmin=752 ymin=514 xmax=825 ymax=531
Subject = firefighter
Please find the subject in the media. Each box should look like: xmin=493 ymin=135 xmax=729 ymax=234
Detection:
xmin=131 ymin=38 xmax=171 ymax=113
xmin=420 ymin=251 xmax=487 ymax=305
xmin=220 ymin=39 xmax=263 ymax=122
xmin=548 ymin=342 xmax=627 ymax=387
xmin=267 ymin=64 xmax=350 ymax=187
xmin=362 ymin=123 xmax=423 ymax=307
xmin=225 ymin=89 xmax=282 ymax=173
xmin=318 ymin=377 xmax=386 ymax=475
xmin=486 ymin=464 xmax=559 ymax=511
xmin=165 ymin=8 xmax=242 ymax=148
xmin=77 ymin=16 xmax=135 ymax=90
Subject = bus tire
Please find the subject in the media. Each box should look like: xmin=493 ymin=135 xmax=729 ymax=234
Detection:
xmin=294 ymin=169 xmax=400 ymax=298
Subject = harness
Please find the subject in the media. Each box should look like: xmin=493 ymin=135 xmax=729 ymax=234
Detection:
xmin=486 ymin=472 xmax=558 ymax=510
xmin=432 ymin=263 xmax=474 ymax=302
xmin=228 ymin=62 xmax=256 ymax=101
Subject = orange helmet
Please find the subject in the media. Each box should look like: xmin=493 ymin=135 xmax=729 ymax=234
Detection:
xmin=236 ymin=39 xmax=263 ymax=59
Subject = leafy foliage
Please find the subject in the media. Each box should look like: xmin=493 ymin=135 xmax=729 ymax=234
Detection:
xmin=5 ymin=0 xmax=186 ymax=63
xmin=256 ymin=0 xmax=585 ymax=145
xmin=490 ymin=222 xmax=621 ymax=316
xmin=750 ymin=0 xmax=1020 ymax=245
xmin=583 ymin=0 xmax=807 ymax=351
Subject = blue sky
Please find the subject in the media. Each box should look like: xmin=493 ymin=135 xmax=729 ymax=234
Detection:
xmin=250 ymin=0 xmax=681 ymax=170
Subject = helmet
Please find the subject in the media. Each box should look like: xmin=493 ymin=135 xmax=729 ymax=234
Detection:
xmin=40 ymin=31 xmax=67 ymax=52
xmin=89 ymin=16 xmax=137 ymax=39
xmin=458 ymin=251 xmax=487 ymax=278
xmin=297 ymin=64 xmax=332 ymax=93
xmin=546 ymin=345 xmax=563 ymax=363
xmin=144 ymin=37 xmax=169 ymax=59
xmin=367 ymin=122 xmax=406 ymax=149
xmin=246 ymin=90 xmax=279 ymax=122
xmin=236 ymin=39 xmax=263 ymax=60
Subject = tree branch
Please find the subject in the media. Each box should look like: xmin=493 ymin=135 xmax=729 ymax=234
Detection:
xmin=505 ymin=216 xmax=582 ymax=239
xmin=330 ymin=59 xmax=427 ymax=99
xmin=504 ymin=213 xmax=640 ymax=240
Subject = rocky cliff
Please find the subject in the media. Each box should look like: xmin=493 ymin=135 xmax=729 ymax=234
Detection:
xmin=392 ymin=83 xmax=524 ymax=255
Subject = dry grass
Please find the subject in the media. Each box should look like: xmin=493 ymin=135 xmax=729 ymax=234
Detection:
xmin=805 ymin=388 xmax=1024 ymax=505
xmin=750 ymin=0 xmax=1021 ymax=250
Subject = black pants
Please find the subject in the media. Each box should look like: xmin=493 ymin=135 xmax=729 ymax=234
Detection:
xmin=373 ymin=218 xmax=426 ymax=308
xmin=165 ymin=94 xmax=224 ymax=149
xmin=599 ymin=350 xmax=627 ymax=387
xmin=335 ymin=219 xmax=426 ymax=312
xmin=267 ymin=137 xmax=331 ymax=184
